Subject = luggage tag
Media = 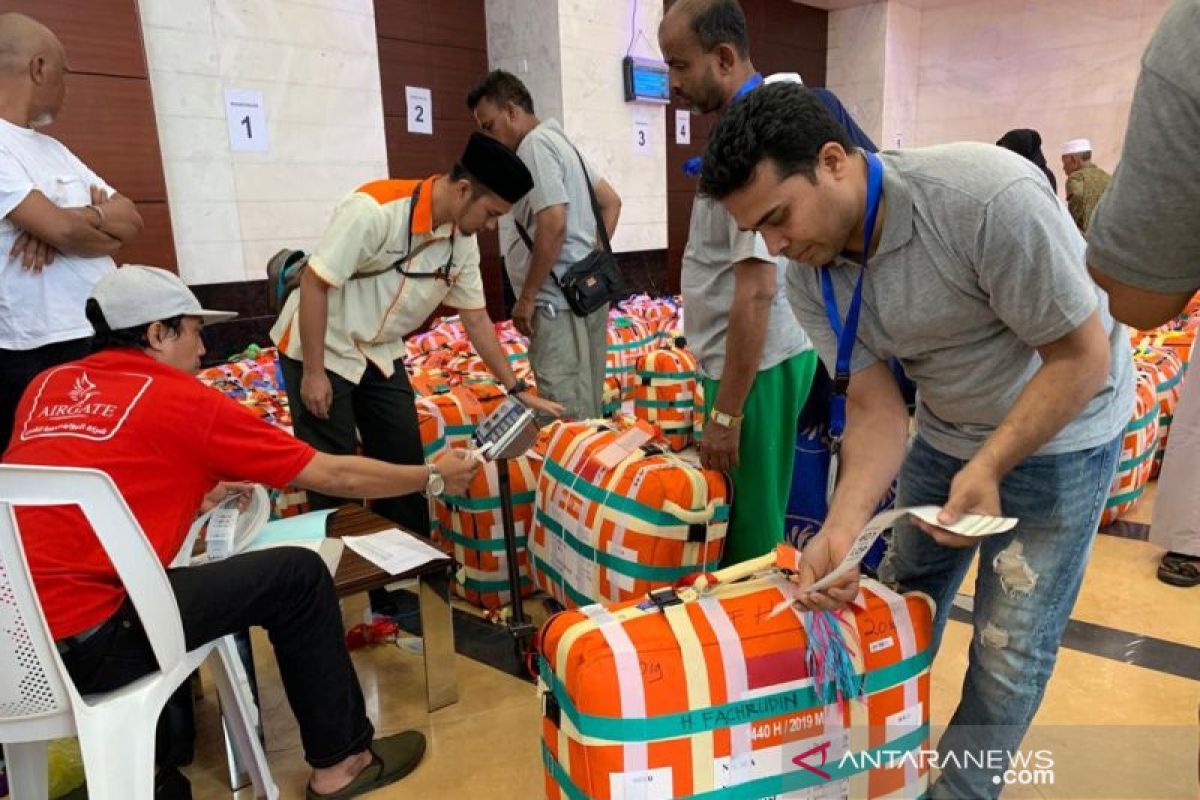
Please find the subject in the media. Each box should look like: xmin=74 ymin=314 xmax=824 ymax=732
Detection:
xmin=590 ymin=420 xmax=656 ymax=470
xmin=204 ymin=494 xmax=242 ymax=561
xmin=806 ymin=506 xmax=1017 ymax=593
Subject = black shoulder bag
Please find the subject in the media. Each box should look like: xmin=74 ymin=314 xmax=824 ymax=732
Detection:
xmin=514 ymin=145 xmax=623 ymax=317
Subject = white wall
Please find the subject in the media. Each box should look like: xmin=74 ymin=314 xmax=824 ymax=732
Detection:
xmin=827 ymin=0 xmax=1171 ymax=193
xmin=826 ymin=2 xmax=887 ymax=144
xmin=486 ymin=0 xmax=668 ymax=253
xmin=912 ymin=0 xmax=1170 ymax=179
xmin=138 ymin=0 xmax=389 ymax=285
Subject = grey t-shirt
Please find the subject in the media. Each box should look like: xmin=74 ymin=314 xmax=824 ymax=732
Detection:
xmin=502 ymin=119 xmax=605 ymax=311
xmin=681 ymin=193 xmax=811 ymax=380
xmin=1086 ymin=0 xmax=1200 ymax=292
xmin=786 ymin=143 xmax=1133 ymax=460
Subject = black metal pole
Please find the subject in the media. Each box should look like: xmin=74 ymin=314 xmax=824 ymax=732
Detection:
xmin=496 ymin=456 xmax=531 ymax=633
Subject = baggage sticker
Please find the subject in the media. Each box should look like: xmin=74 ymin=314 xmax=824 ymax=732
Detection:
xmin=610 ymin=766 xmax=672 ymax=800
xmin=606 ymin=542 xmax=637 ymax=592
xmin=868 ymin=636 xmax=895 ymax=654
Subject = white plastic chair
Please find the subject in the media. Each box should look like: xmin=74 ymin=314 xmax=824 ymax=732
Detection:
xmin=0 ymin=465 xmax=279 ymax=800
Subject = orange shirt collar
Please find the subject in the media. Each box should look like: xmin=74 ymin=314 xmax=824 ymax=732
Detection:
xmin=411 ymin=174 xmax=438 ymax=235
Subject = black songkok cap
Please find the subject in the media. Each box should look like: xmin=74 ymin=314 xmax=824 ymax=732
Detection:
xmin=457 ymin=132 xmax=534 ymax=204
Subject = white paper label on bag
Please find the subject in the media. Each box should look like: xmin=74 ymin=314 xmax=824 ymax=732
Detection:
xmin=868 ymin=636 xmax=894 ymax=654
xmin=573 ymin=555 xmax=597 ymax=597
xmin=610 ymin=766 xmax=672 ymax=800
xmin=714 ymin=752 xmax=757 ymax=788
xmin=886 ymin=703 xmax=922 ymax=732
xmin=549 ymin=534 xmax=567 ymax=574
xmin=606 ymin=542 xmax=637 ymax=592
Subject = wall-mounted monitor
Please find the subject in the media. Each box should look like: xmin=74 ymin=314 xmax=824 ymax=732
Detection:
xmin=623 ymin=56 xmax=670 ymax=104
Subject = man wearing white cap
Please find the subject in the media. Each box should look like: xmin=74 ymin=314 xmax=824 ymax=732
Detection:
xmin=3 ymin=265 xmax=481 ymax=798
xmin=1062 ymin=137 xmax=1111 ymax=232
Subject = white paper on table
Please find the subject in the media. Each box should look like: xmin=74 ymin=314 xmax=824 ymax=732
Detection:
xmin=342 ymin=528 xmax=445 ymax=575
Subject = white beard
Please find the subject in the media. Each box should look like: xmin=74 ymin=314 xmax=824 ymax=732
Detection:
xmin=29 ymin=111 xmax=55 ymax=129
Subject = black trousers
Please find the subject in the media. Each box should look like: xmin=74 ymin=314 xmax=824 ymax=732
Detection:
xmin=280 ymin=355 xmax=430 ymax=536
xmin=59 ymin=548 xmax=373 ymax=768
xmin=0 ymin=336 xmax=93 ymax=451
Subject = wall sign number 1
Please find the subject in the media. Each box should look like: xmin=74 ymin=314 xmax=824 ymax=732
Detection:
xmin=224 ymin=89 xmax=269 ymax=153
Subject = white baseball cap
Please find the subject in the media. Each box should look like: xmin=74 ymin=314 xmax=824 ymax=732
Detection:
xmin=90 ymin=265 xmax=237 ymax=329
xmin=1062 ymin=138 xmax=1092 ymax=155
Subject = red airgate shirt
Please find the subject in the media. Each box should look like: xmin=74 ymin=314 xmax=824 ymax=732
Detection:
xmin=3 ymin=349 xmax=317 ymax=639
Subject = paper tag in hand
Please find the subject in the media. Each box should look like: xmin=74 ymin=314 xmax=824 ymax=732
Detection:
xmin=806 ymin=508 xmax=910 ymax=593
xmin=205 ymin=496 xmax=241 ymax=561
xmin=907 ymin=505 xmax=1018 ymax=537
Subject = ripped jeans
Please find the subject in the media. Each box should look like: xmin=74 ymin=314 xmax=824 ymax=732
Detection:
xmin=880 ymin=433 xmax=1120 ymax=799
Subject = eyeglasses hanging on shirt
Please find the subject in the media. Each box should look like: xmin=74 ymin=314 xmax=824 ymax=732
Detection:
xmin=383 ymin=183 xmax=459 ymax=286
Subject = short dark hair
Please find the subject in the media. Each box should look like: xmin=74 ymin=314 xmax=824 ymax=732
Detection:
xmin=447 ymin=162 xmax=486 ymax=198
xmin=699 ymin=82 xmax=855 ymax=199
xmin=466 ymin=69 xmax=534 ymax=114
xmin=673 ymin=0 xmax=749 ymax=57
xmin=85 ymin=298 xmax=183 ymax=351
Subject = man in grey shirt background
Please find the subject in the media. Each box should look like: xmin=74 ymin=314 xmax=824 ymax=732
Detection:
xmin=658 ymin=0 xmax=817 ymax=566
xmin=1088 ymin=0 xmax=1200 ymax=588
xmin=468 ymin=70 xmax=622 ymax=419
xmin=700 ymin=83 xmax=1132 ymax=799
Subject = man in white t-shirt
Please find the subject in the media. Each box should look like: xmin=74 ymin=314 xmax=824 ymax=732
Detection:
xmin=0 ymin=13 xmax=144 ymax=448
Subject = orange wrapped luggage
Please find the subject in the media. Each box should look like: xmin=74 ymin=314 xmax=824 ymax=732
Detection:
xmin=606 ymin=316 xmax=659 ymax=400
xmin=530 ymin=420 xmax=728 ymax=608
xmin=602 ymin=376 xmax=625 ymax=418
xmin=538 ymin=550 xmax=934 ymax=800
xmin=1100 ymin=372 xmax=1159 ymax=527
xmin=1133 ymin=345 xmax=1183 ymax=478
xmin=432 ymin=455 xmax=542 ymax=609
xmin=418 ymin=377 xmax=508 ymax=449
xmin=634 ymin=338 xmax=704 ymax=451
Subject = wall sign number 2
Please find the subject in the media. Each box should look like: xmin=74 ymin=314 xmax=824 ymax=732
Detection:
xmin=406 ymin=86 xmax=433 ymax=135
xmin=224 ymin=89 xmax=269 ymax=153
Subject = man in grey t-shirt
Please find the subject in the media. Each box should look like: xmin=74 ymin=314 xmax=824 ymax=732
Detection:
xmin=1088 ymin=0 xmax=1200 ymax=587
xmin=468 ymin=70 xmax=622 ymax=419
xmin=701 ymin=83 xmax=1132 ymax=799
xmin=659 ymin=0 xmax=817 ymax=565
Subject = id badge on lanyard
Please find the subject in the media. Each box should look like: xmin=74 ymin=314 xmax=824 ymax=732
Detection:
xmin=821 ymin=151 xmax=884 ymax=503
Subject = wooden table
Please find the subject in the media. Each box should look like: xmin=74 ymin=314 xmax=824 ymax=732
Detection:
xmin=326 ymin=504 xmax=459 ymax=712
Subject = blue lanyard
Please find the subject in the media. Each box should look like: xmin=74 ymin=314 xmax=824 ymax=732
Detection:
xmin=821 ymin=151 xmax=884 ymax=448
xmin=683 ymin=73 xmax=763 ymax=177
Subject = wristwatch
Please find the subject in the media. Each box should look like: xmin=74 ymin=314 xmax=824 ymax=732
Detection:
xmin=423 ymin=463 xmax=445 ymax=498
xmin=507 ymin=378 xmax=530 ymax=396
xmin=709 ymin=407 xmax=744 ymax=429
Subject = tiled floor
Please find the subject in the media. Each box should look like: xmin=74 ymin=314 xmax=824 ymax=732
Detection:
xmin=184 ymin=490 xmax=1200 ymax=800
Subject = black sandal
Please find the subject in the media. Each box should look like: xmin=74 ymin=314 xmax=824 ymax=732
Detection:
xmin=306 ymin=731 xmax=427 ymax=800
xmin=1157 ymin=552 xmax=1200 ymax=587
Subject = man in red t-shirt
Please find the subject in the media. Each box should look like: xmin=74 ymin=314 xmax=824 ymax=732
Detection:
xmin=3 ymin=265 xmax=479 ymax=799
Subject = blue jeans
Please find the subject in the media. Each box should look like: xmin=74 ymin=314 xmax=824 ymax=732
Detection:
xmin=879 ymin=434 xmax=1120 ymax=799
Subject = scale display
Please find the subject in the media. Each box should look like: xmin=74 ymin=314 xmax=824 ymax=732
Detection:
xmin=472 ymin=396 xmax=539 ymax=461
